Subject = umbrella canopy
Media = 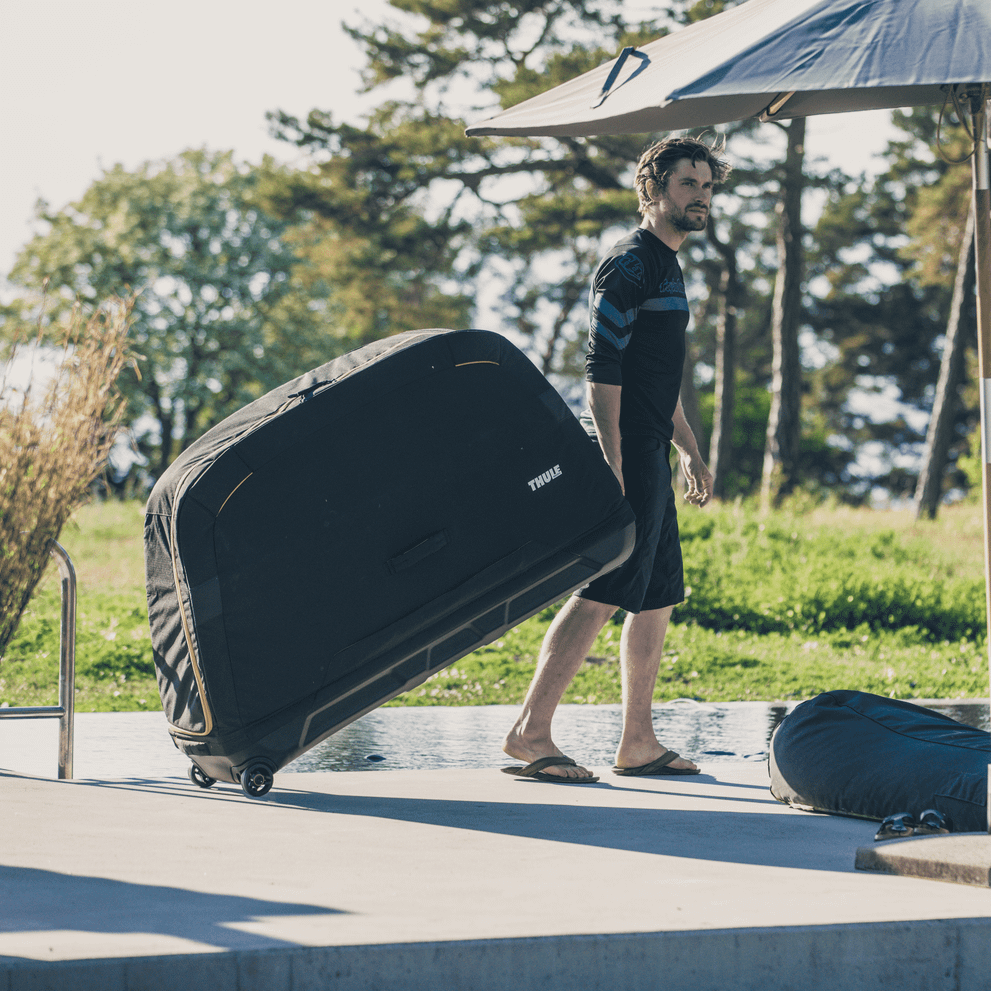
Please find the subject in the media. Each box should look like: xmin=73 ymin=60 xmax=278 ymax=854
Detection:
xmin=465 ymin=0 xmax=991 ymax=138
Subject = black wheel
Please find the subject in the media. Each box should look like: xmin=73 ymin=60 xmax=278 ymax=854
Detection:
xmin=188 ymin=764 xmax=216 ymax=789
xmin=240 ymin=762 xmax=274 ymax=798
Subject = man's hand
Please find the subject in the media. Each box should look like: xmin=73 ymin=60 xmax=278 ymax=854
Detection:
xmin=680 ymin=452 xmax=713 ymax=507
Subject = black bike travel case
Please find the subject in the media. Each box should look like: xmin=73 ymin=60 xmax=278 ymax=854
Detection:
xmin=145 ymin=329 xmax=635 ymax=796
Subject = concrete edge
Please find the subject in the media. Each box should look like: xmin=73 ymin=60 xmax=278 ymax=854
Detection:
xmin=5 ymin=918 xmax=991 ymax=991
xmin=855 ymin=833 xmax=991 ymax=887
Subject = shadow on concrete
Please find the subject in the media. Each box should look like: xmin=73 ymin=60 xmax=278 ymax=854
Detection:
xmin=268 ymin=793 xmax=864 ymax=873
xmin=0 ymin=864 xmax=344 ymax=953
xmin=35 ymin=772 xmax=870 ymax=874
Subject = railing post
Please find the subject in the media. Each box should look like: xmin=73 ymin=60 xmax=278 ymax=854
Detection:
xmin=0 ymin=539 xmax=76 ymax=780
xmin=51 ymin=541 xmax=76 ymax=779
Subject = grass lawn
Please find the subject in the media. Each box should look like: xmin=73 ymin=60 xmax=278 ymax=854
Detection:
xmin=1 ymin=497 xmax=988 ymax=713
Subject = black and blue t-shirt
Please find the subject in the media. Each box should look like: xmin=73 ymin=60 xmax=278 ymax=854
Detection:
xmin=584 ymin=228 xmax=689 ymax=442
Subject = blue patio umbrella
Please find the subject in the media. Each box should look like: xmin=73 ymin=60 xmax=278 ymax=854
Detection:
xmin=468 ymin=0 xmax=991 ymax=834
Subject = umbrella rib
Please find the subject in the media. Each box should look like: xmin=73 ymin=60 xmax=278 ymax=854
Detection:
xmin=759 ymin=91 xmax=797 ymax=122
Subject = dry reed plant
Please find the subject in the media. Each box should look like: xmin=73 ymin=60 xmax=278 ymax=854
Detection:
xmin=0 ymin=299 xmax=135 ymax=661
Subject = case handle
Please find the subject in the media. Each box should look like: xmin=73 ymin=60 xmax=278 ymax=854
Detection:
xmin=388 ymin=530 xmax=448 ymax=574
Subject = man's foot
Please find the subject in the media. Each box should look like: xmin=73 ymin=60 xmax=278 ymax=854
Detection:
xmin=502 ymin=755 xmax=600 ymax=784
xmin=614 ymin=743 xmax=698 ymax=774
xmin=612 ymin=750 xmax=700 ymax=776
xmin=502 ymin=726 xmax=596 ymax=781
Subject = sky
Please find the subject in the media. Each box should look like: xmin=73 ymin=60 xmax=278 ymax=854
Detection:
xmin=2 ymin=0 xmax=902 ymax=292
xmin=1 ymin=0 xmax=389 ymax=286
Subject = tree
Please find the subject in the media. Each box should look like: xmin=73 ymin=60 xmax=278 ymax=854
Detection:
xmin=273 ymin=5 xmax=796 ymax=422
xmin=906 ymin=117 xmax=979 ymax=516
xmin=705 ymin=219 xmax=742 ymax=498
xmin=914 ymin=207 xmax=975 ymax=518
xmin=8 ymin=150 xmax=334 ymax=479
xmin=807 ymin=105 xmax=977 ymax=501
xmin=760 ymin=117 xmax=806 ymax=510
xmin=267 ymin=1 xmax=704 ymax=389
xmin=255 ymin=131 xmax=474 ymax=348
xmin=268 ymin=0 xmax=870 ymax=507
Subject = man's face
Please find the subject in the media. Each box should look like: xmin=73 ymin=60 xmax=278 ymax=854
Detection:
xmin=656 ymin=158 xmax=714 ymax=233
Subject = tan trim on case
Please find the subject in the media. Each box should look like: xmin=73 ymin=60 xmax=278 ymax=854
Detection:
xmin=167 ymin=468 xmax=215 ymax=737
xmin=455 ymin=360 xmax=500 ymax=367
xmin=217 ymin=472 xmax=253 ymax=516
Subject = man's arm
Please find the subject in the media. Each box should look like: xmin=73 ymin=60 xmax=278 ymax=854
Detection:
xmin=587 ymin=381 xmax=624 ymax=495
xmin=671 ymin=398 xmax=712 ymax=507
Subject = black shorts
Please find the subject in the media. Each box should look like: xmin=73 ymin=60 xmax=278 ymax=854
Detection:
xmin=576 ymin=435 xmax=684 ymax=614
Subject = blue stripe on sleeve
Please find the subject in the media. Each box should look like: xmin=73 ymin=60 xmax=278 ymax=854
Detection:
xmin=590 ymin=319 xmax=628 ymax=351
xmin=640 ymin=296 xmax=689 ymax=312
xmin=592 ymin=294 xmax=638 ymax=331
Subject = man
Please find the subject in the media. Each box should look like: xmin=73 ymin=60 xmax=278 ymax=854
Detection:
xmin=502 ymin=136 xmax=730 ymax=782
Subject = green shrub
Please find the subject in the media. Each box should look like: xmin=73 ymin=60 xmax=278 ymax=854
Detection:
xmin=678 ymin=503 xmax=985 ymax=641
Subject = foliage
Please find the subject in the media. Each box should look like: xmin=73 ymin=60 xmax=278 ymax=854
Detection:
xmin=807 ymin=104 xmax=979 ymax=498
xmin=0 ymin=301 xmax=134 ymax=661
xmin=2 ymin=583 xmax=156 ymax=711
xmin=398 ymin=622 xmax=987 ymax=705
xmin=267 ymin=0 xmax=708 ymax=385
xmin=2 ymin=498 xmax=986 ymax=711
xmin=956 ymin=428 xmax=983 ymax=498
xmin=268 ymin=0 xmax=876 ymax=503
xmin=6 ymin=150 xmax=338 ymax=480
xmin=699 ymin=381 xmax=770 ymax=497
xmin=677 ymin=503 xmax=985 ymax=640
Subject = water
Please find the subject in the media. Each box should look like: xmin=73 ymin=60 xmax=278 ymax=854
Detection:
xmin=3 ymin=700 xmax=988 ymax=780
xmin=285 ymin=698 xmax=991 ymax=773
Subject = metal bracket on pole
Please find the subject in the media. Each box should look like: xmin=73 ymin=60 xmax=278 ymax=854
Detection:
xmin=0 ymin=540 xmax=76 ymax=779
xmin=592 ymin=47 xmax=650 ymax=108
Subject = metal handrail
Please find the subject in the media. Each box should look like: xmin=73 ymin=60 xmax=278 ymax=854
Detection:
xmin=0 ymin=540 xmax=76 ymax=778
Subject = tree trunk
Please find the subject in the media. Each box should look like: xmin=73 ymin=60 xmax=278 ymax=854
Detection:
xmin=707 ymin=224 xmax=742 ymax=499
xmin=147 ymin=378 xmax=173 ymax=480
xmin=914 ymin=207 xmax=977 ymax=520
xmin=675 ymin=346 xmax=705 ymax=494
xmin=761 ymin=117 xmax=806 ymax=511
xmin=539 ymin=274 xmax=585 ymax=375
xmin=680 ymin=348 xmax=705 ymax=450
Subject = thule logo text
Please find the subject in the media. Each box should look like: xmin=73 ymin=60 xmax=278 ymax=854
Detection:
xmin=528 ymin=465 xmax=562 ymax=492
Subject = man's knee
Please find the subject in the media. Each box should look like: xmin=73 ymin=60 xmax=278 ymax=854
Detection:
xmin=567 ymin=594 xmax=620 ymax=626
xmin=624 ymin=603 xmax=674 ymax=631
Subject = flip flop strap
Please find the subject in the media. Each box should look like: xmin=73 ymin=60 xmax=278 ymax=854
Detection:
xmin=519 ymin=756 xmax=578 ymax=777
xmin=616 ymin=751 xmax=681 ymax=774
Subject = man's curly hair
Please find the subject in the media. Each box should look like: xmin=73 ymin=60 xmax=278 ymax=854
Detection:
xmin=635 ymin=135 xmax=731 ymax=215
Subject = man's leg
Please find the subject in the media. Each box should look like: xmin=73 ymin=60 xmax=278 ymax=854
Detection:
xmin=503 ymin=595 xmax=616 ymax=779
xmin=614 ymin=605 xmax=698 ymax=771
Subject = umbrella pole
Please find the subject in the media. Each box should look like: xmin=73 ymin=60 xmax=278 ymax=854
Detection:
xmin=971 ymin=89 xmax=991 ymax=834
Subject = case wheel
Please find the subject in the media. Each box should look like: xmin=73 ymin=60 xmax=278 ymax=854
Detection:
xmin=188 ymin=764 xmax=216 ymax=789
xmin=240 ymin=762 xmax=275 ymax=798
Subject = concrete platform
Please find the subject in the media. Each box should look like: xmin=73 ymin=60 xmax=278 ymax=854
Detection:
xmin=3 ymin=716 xmax=991 ymax=989
xmin=856 ymin=833 xmax=991 ymax=886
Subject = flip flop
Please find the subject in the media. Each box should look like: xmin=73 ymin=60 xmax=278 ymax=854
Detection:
xmin=612 ymin=751 xmax=700 ymax=776
xmin=501 ymin=755 xmax=599 ymax=783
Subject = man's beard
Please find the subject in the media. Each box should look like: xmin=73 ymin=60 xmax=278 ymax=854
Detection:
xmin=671 ymin=206 xmax=708 ymax=232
